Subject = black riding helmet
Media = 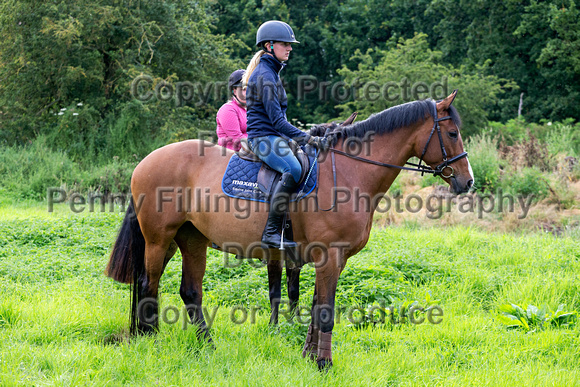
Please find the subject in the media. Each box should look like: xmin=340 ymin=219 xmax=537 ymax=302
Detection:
xmin=256 ymin=20 xmax=299 ymax=47
xmin=228 ymin=69 xmax=245 ymax=93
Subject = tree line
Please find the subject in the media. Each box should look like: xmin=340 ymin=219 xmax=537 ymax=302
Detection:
xmin=1 ymin=0 xmax=578 ymax=163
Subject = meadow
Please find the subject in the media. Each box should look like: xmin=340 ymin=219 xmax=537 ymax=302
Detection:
xmin=1 ymin=198 xmax=579 ymax=386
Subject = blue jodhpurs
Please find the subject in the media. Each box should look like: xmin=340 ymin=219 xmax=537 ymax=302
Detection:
xmin=248 ymin=135 xmax=302 ymax=184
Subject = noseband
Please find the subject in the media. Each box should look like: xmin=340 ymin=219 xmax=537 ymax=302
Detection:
xmin=328 ymin=101 xmax=468 ymax=178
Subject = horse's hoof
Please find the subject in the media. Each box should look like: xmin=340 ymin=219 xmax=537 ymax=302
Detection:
xmin=302 ymin=345 xmax=317 ymax=361
xmin=205 ymin=337 xmax=216 ymax=350
xmin=136 ymin=324 xmax=158 ymax=336
xmin=317 ymin=358 xmax=333 ymax=371
xmin=198 ymin=329 xmax=215 ymax=349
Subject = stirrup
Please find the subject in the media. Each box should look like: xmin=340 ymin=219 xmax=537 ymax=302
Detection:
xmin=261 ymin=234 xmax=297 ymax=250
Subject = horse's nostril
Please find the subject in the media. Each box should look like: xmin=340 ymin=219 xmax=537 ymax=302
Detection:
xmin=467 ymin=180 xmax=474 ymax=189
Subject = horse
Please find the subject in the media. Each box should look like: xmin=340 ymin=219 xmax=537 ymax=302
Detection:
xmin=105 ymin=91 xmax=474 ymax=370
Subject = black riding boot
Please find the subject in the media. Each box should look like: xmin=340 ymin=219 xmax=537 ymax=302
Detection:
xmin=261 ymin=172 xmax=298 ymax=249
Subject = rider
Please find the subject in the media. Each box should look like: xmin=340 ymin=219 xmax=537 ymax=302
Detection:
xmin=216 ymin=69 xmax=247 ymax=151
xmin=244 ymin=20 xmax=326 ymax=249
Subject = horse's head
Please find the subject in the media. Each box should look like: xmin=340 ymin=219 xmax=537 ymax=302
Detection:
xmin=414 ymin=90 xmax=474 ymax=194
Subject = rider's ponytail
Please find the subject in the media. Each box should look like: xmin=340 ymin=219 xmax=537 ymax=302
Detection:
xmin=242 ymin=49 xmax=266 ymax=86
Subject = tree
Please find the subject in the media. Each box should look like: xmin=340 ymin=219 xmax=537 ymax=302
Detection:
xmin=516 ymin=0 xmax=580 ymax=121
xmin=0 ymin=0 xmax=241 ymax=161
xmin=337 ymin=34 xmax=513 ymax=136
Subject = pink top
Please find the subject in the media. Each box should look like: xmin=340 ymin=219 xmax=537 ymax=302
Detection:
xmin=216 ymin=99 xmax=247 ymax=151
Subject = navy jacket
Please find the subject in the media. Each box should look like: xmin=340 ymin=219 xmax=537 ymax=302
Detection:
xmin=246 ymin=54 xmax=311 ymax=143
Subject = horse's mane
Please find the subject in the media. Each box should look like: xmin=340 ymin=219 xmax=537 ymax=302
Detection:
xmin=309 ymin=99 xmax=462 ymax=141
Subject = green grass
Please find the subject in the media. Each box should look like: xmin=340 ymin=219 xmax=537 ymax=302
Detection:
xmin=1 ymin=203 xmax=580 ymax=385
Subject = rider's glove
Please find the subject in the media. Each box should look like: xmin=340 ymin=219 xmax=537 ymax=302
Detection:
xmin=307 ymin=136 xmax=331 ymax=152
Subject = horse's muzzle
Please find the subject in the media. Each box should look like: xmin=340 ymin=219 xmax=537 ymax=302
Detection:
xmin=451 ymin=176 xmax=474 ymax=194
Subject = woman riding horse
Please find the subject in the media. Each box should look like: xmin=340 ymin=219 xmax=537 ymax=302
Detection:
xmin=106 ymin=87 xmax=474 ymax=370
xmin=244 ymin=20 xmax=327 ymax=249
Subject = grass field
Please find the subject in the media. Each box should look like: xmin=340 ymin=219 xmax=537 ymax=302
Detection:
xmin=1 ymin=200 xmax=580 ymax=386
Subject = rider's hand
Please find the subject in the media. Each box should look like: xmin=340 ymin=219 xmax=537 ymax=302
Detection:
xmin=308 ymin=136 xmax=331 ymax=152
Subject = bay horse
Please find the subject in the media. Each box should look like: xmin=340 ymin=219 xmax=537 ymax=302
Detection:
xmin=106 ymin=91 xmax=474 ymax=370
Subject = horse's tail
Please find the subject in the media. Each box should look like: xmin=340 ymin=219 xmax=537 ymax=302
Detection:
xmin=105 ymin=197 xmax=145 ymax=284
xmin=105 ymin=197 xmax=146 ymax=334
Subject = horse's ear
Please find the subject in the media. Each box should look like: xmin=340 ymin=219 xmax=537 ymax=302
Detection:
xmin=341 ymin=112 xmax=358 ymax=127
xmin=437 ymin=90 xmax=458 ymax=111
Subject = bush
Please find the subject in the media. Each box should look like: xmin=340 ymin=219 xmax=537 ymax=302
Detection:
xmin=498 ymin=303 xmax=577 ymax=332
xmin=499 ymin=133 xmax=553 ymax=171
xmin=46 ymin=103 xmax=102 ymax=162
xmin=419 ymin=173 xmax=440 ymax=188
xmin=488 ymin=118 xmax=549 ymax=145
xmin=0 ymin=136 xmax=81 ymax=200
xmin=0 ymin=137 xmax=136 ymax=200
xmin=501 ymin=167 xmax=550 ymax=200
xmin=545 ymin=120 xmax=580 ymax=158
xmin=101 ymin=100 xmax=171 ymax=162
xmin=466 ymin=134 xmax=502 ymax=192
xmin=488 ymin=118 xmax=580 ymax=157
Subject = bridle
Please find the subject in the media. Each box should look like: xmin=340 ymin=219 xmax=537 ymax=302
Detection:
xmin=409 ymin=100 xmax=468 ymax=178
xmin=313 ymin=100 xmax=469 ymax=211
xmin=328 ymin=100 xmax=468 ymax=179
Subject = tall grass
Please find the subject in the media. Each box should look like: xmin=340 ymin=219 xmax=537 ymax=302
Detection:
xmin=466 ymin=134 xmax=501 ymax=191
xmin=0 ymin=136 xmax=136 ymax=200
xmin=1 ymin=204 xmax=579 ymax=385
xmin=545 ymin=122 xmax=579 ymax=158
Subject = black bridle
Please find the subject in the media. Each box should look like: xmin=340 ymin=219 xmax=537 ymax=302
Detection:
xmin=329 ymin=101 xmax=468 ymax=179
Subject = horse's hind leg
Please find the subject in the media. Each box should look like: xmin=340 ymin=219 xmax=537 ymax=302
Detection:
xmin=174 ymin=222 xmax=212 ymax=342
xmin=137 ymin=241 xmax=173 ymax=333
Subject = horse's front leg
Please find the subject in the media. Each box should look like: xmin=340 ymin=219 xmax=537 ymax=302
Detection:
xmin=267 ymin=258 xmax=283 ymax=325
xmin=302 ymin=287 xmax=318 ymax=360
xmin=308 ymin=246 xmax=345 ymax=370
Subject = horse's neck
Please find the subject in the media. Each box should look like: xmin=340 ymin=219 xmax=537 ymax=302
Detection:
xmin=337 ymin=127 xmax=416 ymax=198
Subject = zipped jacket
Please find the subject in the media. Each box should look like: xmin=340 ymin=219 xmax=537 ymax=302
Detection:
xmin=246 ymin=54 xmax=311 ymax=143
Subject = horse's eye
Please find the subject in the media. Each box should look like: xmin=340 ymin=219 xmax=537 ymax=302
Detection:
xmin=448 ymin=131 xmax=458 ymax=139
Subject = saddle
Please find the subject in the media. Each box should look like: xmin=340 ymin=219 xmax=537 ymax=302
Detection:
xmin=237 ymin=140 xmax=311 ymax=200
xmin=225 ymin=112 xmax=358 ymax=201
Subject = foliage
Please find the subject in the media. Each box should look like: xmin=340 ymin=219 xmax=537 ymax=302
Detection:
xmin=336 ymin=34 xmax=513 ymax=136
xmin=346 ymin=292 xmax=441 ymax=329
xmin=515 ymin=0 xmax=580 ymax=121
xmin=0 ymin=136 xmax=135 ymax=200
xmin=501 ymin=167 xmax=551 ymax=201
xmin=466 ymin=134 xmax=502 ymax=192
xmin=489 ymin=118 xmax=580 ymax=156
xmin=498 ymin=303 xmax=577 ymax=332
xmin=545 ymin=120 xmax=580 ymax=158
xmin=0 ymin=0 xmax=242 ymax=161
xmin=500 ymin=134 xmax=554 ymax=172
xmin=0 ymin=0 xmax=577 ymax=170
xmin=211 ymin=0 xmax=436 ymax=123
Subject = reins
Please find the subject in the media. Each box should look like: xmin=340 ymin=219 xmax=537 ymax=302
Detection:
xmin=329 ymin=101 xmax=467 ymax=178
xmin=315 ymin=100 xmax=468 ymax=211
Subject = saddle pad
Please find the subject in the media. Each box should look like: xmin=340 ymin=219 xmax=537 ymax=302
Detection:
xmin=221 ymin=154 xmax=317 ymax=203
